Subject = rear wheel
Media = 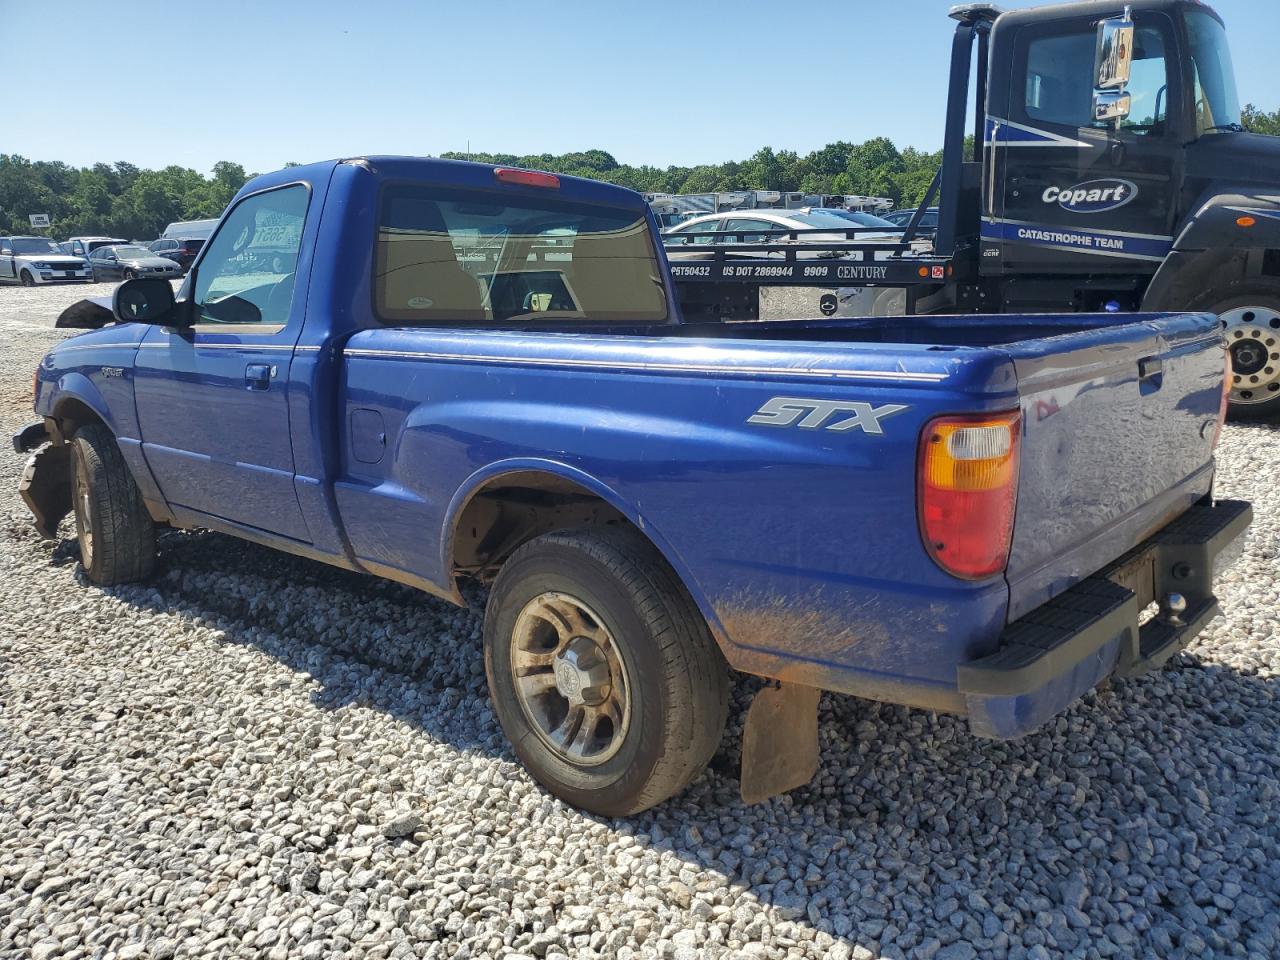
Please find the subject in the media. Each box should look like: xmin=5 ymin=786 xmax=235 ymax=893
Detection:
xmin=483 ymin=527 xmax=729 ymax=816
xmin=19 ymin=269 xmax=34 ymax=286
xmin=70 ymin=424 xmax=156 ymax=585
xmin=1192 ymin=283 xmax=1280 ymax=420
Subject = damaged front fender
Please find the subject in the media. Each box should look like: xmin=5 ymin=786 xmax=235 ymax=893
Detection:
xmin=20 ymin=444 xmax=72 ymax=540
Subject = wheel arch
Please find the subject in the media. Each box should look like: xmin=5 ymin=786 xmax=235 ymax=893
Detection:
xmin=1144 ymin=192 xmax=1280 ymax=311
xmin=48 ymin=378 xmax=115 ymax=442
xmin=443 ymin=459 xmax=729 ymax=645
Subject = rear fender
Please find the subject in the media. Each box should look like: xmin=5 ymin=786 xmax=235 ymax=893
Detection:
xmin=1143 ymin=192 xmax=1280 ymax=310
xmin=442 ymin=458 xmax=729 ymax=643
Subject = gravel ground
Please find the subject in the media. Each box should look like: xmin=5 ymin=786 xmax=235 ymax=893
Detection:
xmin=0 ymin=282 xmax=1278 ymax=960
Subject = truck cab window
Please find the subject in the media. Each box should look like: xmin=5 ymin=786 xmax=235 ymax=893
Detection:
xmin=1186 ymin=10 xmax=1241 ymax=135
xmin=375 ymin=185 xmax=668 ymax=325
xmin=1024 ymin=25 xmax=1168 ymax=136
xmin=191 ymin=184 xmax=309 ymax=327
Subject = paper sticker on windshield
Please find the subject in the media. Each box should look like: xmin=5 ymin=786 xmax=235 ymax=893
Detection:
xmin=406 ymin=297 xmax=434 ymax=309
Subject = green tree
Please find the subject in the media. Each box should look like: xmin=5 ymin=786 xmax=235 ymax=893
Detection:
xmin=1242 ymin=103 xmax=1280 ymax=136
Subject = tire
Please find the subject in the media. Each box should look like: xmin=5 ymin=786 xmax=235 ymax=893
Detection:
xmin=484 ymin=526 xmax=729 ymax=816
xmin=20 ymin=269 xmax=34 ymax=287
xmin=1188 ymin=281 xmax=1280 ymax=421
xmin=123 ymin=268 xmax=137 ymax=281
xmin=70 ymin=424 xmax=156 ymax=585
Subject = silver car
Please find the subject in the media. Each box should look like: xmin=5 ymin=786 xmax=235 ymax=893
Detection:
xmin=88 ymin=244 xmax=183 ymax=282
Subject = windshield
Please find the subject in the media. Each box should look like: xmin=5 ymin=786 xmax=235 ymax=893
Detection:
xmin=816 ymin=210 xmax=898 ymax=227
xmin=112 ymin=245 xmax=152 ymax=258
xmin=11 ymin=238 xmax=61 ymax=255
xmin=1186 ymin=10 xmax=1241 ymax=134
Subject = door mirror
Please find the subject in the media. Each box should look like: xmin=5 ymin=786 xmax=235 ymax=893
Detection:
xmin=113 ymin=278 xmax=177 ymax=325
xmin=1094 ymin=9 xmax=1134 ymax=89
xmin=1094 ymin=90 xmax=1133 ymax=123
xmin=1093 ymin=8 xmax=1134 ymax=124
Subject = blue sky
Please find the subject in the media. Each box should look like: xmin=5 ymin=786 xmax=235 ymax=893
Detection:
xmin=9 ymin=0 xmax=1276 ymax=174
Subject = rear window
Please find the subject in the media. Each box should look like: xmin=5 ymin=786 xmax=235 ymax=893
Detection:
xmin=179 ymin=239 xmax=205 ymax=251
xmin=375 ymin=184 xmax=668 ymax=325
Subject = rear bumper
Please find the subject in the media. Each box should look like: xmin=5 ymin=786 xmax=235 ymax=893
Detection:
xmin=959 ymin=498 xmax=1252 ymax=739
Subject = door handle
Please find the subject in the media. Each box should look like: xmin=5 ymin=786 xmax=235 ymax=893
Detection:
xmin=245 ymin=363 xmax=272 ymax=390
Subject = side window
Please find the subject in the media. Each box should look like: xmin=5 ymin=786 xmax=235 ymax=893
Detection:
xmin=1118 ymin=28 xmax=1169 ymax=135
xmin=722 ymin=218 xmax=776 ymax=244
xmin=192 ymin=184 xmax=309 ymax=327
xmin=1023 ymin=23 xmax=1169 ymax=136
xmin=675 ymin=219 xmax=723 ymax=244
xmin=0 ymin=241 xmax=11 ymax=256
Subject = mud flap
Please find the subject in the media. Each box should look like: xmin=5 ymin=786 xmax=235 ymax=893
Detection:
xmin=20 ymin=445 xmax=72 ymax=540
xmin=739 ymin=682 xmax=822 ymax=805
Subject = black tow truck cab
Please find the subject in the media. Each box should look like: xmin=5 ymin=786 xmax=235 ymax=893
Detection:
xmin=668 ymin=0 xmax=1280 ymax=418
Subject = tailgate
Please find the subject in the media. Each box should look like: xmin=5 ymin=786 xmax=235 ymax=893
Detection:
xmin=1003 ymin=312 xmax=1225 ymax=620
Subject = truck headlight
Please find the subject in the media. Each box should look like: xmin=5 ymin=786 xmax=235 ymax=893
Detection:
xmin=31 ymin=261 xmax=50 ymax=269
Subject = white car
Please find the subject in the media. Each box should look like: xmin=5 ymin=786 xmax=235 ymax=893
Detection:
xmin=62 ymin=236 xmax=129 ymax=258
xmin=0 ymin=236 xmax=93 ymax=286
xmin=663 ymin=209 xmax=910 ymax=320
xmin=663 ymin=208 xmax=904 ymax=247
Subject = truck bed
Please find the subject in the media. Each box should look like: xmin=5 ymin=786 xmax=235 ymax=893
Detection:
xmin=335 ymin=310 xmax=1224 ymax=712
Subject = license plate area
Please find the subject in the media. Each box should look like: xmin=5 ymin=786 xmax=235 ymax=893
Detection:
xmin=1106 ymin=546 xmax=1156 ymax=613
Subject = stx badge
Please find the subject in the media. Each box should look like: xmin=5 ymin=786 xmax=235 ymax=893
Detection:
xmin=747 ymin=397 xmax=909 ymax=435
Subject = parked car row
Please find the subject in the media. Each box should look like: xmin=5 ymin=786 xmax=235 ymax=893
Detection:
xmin=0 ymin=219 xmax=217 ymax=286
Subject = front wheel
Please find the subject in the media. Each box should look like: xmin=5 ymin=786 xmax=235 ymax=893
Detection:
xmin=123 ymin=268 xmax=137 ymax=281
xmin=70 ymin=424 xmax=156 ymax=585
xmin=1192 ymin=283 xmax=1280 ymax=420
xmin=20 ymin=269 xmax=34 ymax=286
xmin=484 ymin=527 xmax=729 ymax=816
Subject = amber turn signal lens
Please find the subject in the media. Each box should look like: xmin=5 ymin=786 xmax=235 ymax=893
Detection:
xmin=1236 ymin=216 xmax=1256 ymax=228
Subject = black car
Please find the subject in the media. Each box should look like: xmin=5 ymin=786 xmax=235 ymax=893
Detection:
xmin=882 ymin=207 xmax=940 ymax=229
xmin=148 ymin=237 xmax=205 ymax=272
xmin=88 ymin=244 xmax=183 ymax=282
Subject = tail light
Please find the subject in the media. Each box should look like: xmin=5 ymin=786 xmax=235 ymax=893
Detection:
xmin=918 ymin=411 xmax=1021 ymax=579
xmin=1212 ymin=346 xmax=1231 ymax=449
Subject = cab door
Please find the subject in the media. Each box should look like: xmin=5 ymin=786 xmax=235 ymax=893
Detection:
xmin=132 ymin=182 xmax=312 ymax=541
xmin=985 ymin=9 xmax=1183 ymax=276
xmin=0 ymin=240 xmax=15 ymax=281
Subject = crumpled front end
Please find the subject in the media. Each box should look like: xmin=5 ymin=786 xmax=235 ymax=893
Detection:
xmin=14 ymin=421 xmax=71 ymax=540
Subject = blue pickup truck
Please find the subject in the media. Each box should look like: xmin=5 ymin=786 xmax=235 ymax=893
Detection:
xmin=15 ymin=157 xmax=1250 ymax=816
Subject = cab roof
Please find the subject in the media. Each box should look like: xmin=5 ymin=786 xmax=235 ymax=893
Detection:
xmin=242 ymin=156 xmax=648 ymax=212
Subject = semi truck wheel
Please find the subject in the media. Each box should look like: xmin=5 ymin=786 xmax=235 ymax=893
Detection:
xmin=70 ymin=424 xmax=156 ymax=585
xmin=483 ymin=526 xmax=728 ymax=816
xmin=1195 ymin=284 xmax=1280 ymax=420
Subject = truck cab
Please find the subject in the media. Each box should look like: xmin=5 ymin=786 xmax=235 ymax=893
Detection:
xmin=943 ymin=1 xmax=1280 ymax=417
xmin=665 ymin=1 xmax=1280 ymax=419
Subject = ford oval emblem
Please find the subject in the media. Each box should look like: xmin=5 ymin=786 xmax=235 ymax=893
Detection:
xmin=1041 ymin=178 xmax=1138 ymax=214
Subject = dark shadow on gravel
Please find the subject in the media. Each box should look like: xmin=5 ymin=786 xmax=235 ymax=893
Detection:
xmin=59 ymin=524 xmax=1280 ymax=960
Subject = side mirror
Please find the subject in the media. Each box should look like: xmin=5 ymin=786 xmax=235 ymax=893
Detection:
xmin=113 ymin=278 xmax=177 ymax=325
xmin=1093 ymin=7 xmax=1134 ymax=124
xmin=1094 ymin=90 xmax=1133 ymax=123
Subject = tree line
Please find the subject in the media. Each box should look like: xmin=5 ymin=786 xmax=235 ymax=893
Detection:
xmin=4 ymin=103 xmax=1278 ymax=239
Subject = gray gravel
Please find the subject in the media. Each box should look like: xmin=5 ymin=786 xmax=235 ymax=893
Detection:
xmin=1 ymin=282 xmax=1278 ymax=960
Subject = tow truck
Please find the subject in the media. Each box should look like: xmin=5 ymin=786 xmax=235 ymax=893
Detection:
xmin=667 ymin=0 xmax=1280 ymax=420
